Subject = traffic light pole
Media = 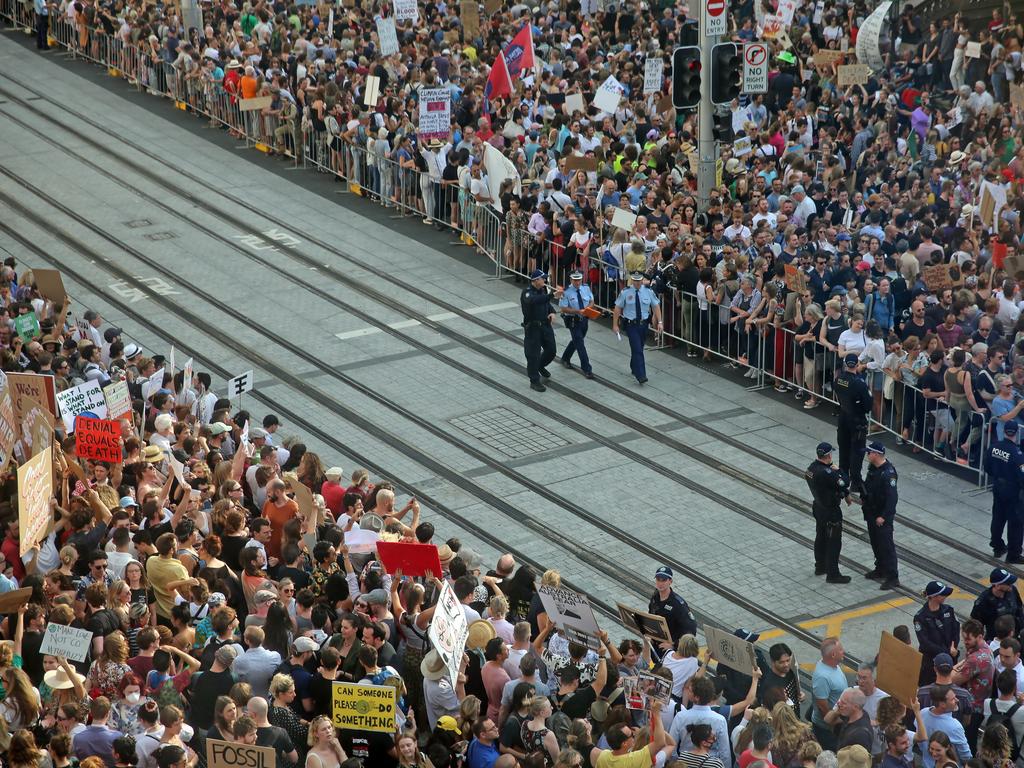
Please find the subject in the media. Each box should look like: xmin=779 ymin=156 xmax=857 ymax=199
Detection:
xmin=697 ymin=16 xmax=719 ymax=212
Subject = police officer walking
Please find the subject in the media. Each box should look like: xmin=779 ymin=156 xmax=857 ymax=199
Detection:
xmin=984 ymin=420 xmax=1024 ymax=562
xmin=805 ymin=441 xmax=851 ymax=584
xmin=612 ymin=271 xmax=663 ymax=384
xmin=970 ymin=568 xmax=1024 ymax=641
xmin=835 ymin=353 xmax=872 ymax=494
xmin=521 ymin=269 xmax=562 ymax=393
xmin=915 ymin=580 xmax=960 ymax=685
xmin=559 ymin=270 xmax=595 ymax=379
xmin=649 ymin=566 xmax=697 ymax=660
xmin=861 ymin=442 xmax=900 ymax=590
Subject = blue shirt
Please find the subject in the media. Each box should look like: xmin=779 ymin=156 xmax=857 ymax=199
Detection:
xmin=465 ymin=738 xmax=500 ymax=768
xmin=615 ymin=285 xmax=657 ymax=321
xmin=920 ymin=709 xmax=971 ymax=767
xmin=811 ymin=661 xmax=848 ymax=726
xmin=559 ymin=284 xmax=594 ymax=312
xmin=669 ymin=704 xmax=730 ymax=765
xmin=990 ymin=396 xmax=1020 ymax=442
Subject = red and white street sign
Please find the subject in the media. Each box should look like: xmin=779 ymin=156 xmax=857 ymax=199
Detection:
xmin=742 ymin=42 xmax=768 ymax=93
xmin=704 ymin=0 xmax=728 ymax=36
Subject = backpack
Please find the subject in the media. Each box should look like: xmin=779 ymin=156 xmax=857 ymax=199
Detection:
xmin=987 ymin=697 xmax=1023 ymax=760
xmin=548 ymin=697 xmax=572 ymax=749
xmin=147 ymin=671 xmax=184 ymax=709
xmin=200 ymin=637 xmax=229 ymax=672
xmin=602 ymin=248 xmax=620 ymax=280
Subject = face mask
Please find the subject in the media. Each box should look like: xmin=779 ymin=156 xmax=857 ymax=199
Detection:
xmin=126 ymin=692 xmax=142 ymax=705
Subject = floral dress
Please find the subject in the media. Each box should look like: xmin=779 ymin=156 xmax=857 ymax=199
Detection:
xmin=87 ymin=660 xmax=132 ymax=700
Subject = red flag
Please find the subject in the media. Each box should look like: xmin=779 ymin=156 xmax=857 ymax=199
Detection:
xmin=483 ymin=52 xmax=513 ymax=112
xmin=503 ymin=24 xmax=535 ymax=80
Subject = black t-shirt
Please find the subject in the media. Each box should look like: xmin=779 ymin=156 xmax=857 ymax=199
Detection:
xmin=22 ymin=630 xmax=44 ymax=686
xmin=67 ymin=523 xmax=109 ymax=576
xmin=278 ymin=566 xmax=310 ymax=590
xmin=221 ymin=534 xmax=248 ymax=572
xmin=918 ymin=365 xmax=948 ymax=409
xmin=900 ymin=318 xmax=933 ymax=341
xmin=500 ymin=712 xmax=525 ymax=750
xmin=86 ymin=608 xmax=122 ymax=641
xmin=188 ymin=669 xmax=235 ymax=729
xmin=339 ymin=730 xmax=396 ymax=768
xmin=256 ymin=725 xmax=294 ymax=764
xmin=556 ymin=686 xmax=597 ymax=720
xmin=308 ymin=673 xmax=337 ymax=718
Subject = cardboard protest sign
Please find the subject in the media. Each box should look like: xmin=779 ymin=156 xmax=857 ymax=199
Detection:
xmin=611 ymin=208 xmax=638 ymax=233
xmin=921 ymin=264 xmax=954 ymax=293
xmin=394 ymin=0 xmax=418 ymax=21
xmin=206 ymin=739 xmax=276 ymax=768
xmin=813 ymin=49 xmax=844 ymax=67
xmin=965 ymin=41 xmax=981 ymax=58
xmin=239 ymin=96 xmax=273 ymax=111
xmin=7 ymin=371 xmax=56 ymax=419
xmin=0 ymin=587 xmax=32 ymax=613
xmin=40 ymin=622 xmax=93 ymax=663
xmin=343 ymin=528 xmax=379 ymax=554
xmin=429 ymin=581 xmax=470 ymax=686
xmin=460 ymin=0 xmax=479 ymax=38
xmin=103 ymin=380 xmax=132 ymax=420
xmin=784 ymin=263 xmax=808 ymax=293
xmin=564 ymin=92 xmax=586 ymax=115
xmin=56 ymin=380 xmax=107 ymax=432
xmin=538 ymin=584 xmax=601 ymax=649
xmin=876 ymin=630 xmax=922 ymax=707
xmin=14 ymin=313 xmax=40 ymax=343
xmin=376 ymin=16 xmax=399 ymax=56
xmin=418 ymin=88 xmax=452 ymax=142
xmin=0 ymin=375 xmax=16 ymax=468
xmin=23 ymin=404 xmax=53 ymax=460
xmin=837 ymin=64 xmax=871 ymax=86
xmin=18 ymin=446 xmax=52 ymax=556
xmin=484 ymin=0 xmax=501 ymax=14
xmin=1004 ymin=253 xmax=1024 ymax=280
xmin=1011 ymin=83 xmax=1024 ymax=110
xmin=75 ymin=418 xmax=122 ymax=463
xmin=565 ymin=155 xmax=599 ymax=173
xmin=705 ymin=624 xmax=757 ymax=675
xmin=616 ymin=602 xmax=671 ymax=643
xmin=733 ymin=136 xmax=752 ymax=156
xmin=375 ymin=541 xmax=443 ymax=578
xmin=363 ymin=75 xmax=381 ymax=107
xmin=33 ymin=269 xmax=67 ymax=307
xmin=643 ymin=57 xmax=664 ymax=95
xmin=332 ymin=682 xmax=397 ymax=732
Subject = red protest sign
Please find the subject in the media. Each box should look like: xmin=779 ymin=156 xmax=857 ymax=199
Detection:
xmin=74 ymin=417 xmax=122 ymax=463
xmin=375 ymin=541 xmax=443 ymax=578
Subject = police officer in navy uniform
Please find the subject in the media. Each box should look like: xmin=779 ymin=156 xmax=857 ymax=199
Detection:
xmin=970 ymin=568 xmax=1024 ymax=641
xmin=915 ymin=580 xmax=960 ymax=685
xmin=649 ymin=566 xmax=697 ymax=660
xmin=559 ymin=270 xmax=595 ymax=379
xmin=861 ymin=441 xmax=900 ymax=591
xmin=805 ymin=441 xmax=851 ymax=584
xmin=612 ymin=272 xmax=663 ymax=384
xmin=984 ymin=420 xmax=1024 ymax=562
xmin=835 ymin=353 xmax=872 ymax=494
xmin=521 ymin=269 xmax=562 ymax=392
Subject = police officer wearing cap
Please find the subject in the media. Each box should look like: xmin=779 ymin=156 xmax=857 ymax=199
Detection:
xmin=984 ymin=420 xmax=1024 ymax=562
xmin=835 ymin=352 xmax=872 ymax=493
xmin=970 ymin=568 xmax=1024 ymax=641
xmin=915 ymin=580 xmax=960 ymax=685
xmin=559 ymin=270 xmax=595 ymax=379
xmin=805 ymin=441 xmax=851 ymax=583
xmin=521 ymin=269 xmax=562 ymax=392
xmin=612 ymin=272 xmax=662 ymax=384
xmin=649 ymin=566 xmax=697 ymax=660
xmin=861 ymin=441 xmax=900 ymax=590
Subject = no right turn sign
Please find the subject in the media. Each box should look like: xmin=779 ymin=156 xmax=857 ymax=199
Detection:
xmin=743 ymin=42 xmax=768 ymax=93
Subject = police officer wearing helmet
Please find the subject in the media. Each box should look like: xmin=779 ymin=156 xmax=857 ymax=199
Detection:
xmin=861 ymin=441 xmax=900 ymax=590
xmin=558 ymin=270 xmax=595 ymax=379
xmin=805 ymin=441 xmax=852 ymax=584
xmin=835 ymin=352 xmax=872 ymax=494
xmin=970 ymin=568 xmax=1024 ymax=641
xmin=521 ymin=269 xmax=562 ymax=392
xmin=649 ymin=566 xmax=697 ymax=660
xmin=984 ymin=419 xmax=1024 ymax=562
xmin=612 ymin=272 xmax=662 ymax=384
xmin=915 ymin=580 xmax=960 ymax=685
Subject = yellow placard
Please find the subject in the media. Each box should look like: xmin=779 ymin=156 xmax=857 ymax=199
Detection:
xmin=332 ymin=682 xmax=397 ymax=732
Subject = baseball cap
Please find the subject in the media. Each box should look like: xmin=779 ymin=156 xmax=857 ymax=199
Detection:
xmin=364 ymin=588 xmax=389 ymax=605
xmin=924 ymin=580 xmax=953 ymax=598
xmin=933 ymin=652 xmax=954 ymax=671
xmin=325 ymin=466 xmax=345 ymax=481
xmin=208 ymin=592 xmax=227 ymax=606
xmin=655 ymin=566 xmax=673 ymax=580
xmin=1006 ymin=421 xmax=1020 ymax=436
xmin=734 ymin=628 xmax=760 ymax=643
xmin=529 ymin=269 xmax=547 ymax=280
xmin=103 ymin=327 xmax=123 ymax=342
xmin=844 ymin=353 xmax=859 ymax=367
xmin=866 ymin=442 xmax=886 ymax=455
xmin=836 ymin=233 xmax=852 ymax=242
xmin=250 ymin=427 xmax=268 ymax=440
xmin=214 ymin=645 xmax=238 ymax=666
xmin=208 ymin=422 xmax=231 ymax=436
xmin=120 ymin=496 xmax=139 ymax=509
xmin=293 ymin=636 xmax=319 ymax=653
xmin=254 ymin=589 xmax=277 ymax=606
xmin=437 ymin=716 xmax=460 ymax=733
xmin=816 ymin=441 xmax=834 ymax=457
xmin=991 ymin=568 xmax=1017 ymax=586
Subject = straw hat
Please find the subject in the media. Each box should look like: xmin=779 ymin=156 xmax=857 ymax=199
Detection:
xmin=837 ymin=746 xmax=872 ymax=768
xmin=141 ymin=445 xmax=164 ymax=463
xmin=466 ymin=619 xmax=496 ymax=650
xmin=44 ymin=666 xmax=86 ymax=690
xmin=420 ymin=649 xmax=449 ymax=680
xmin=436 ymin=544 xmax=455 ymax=566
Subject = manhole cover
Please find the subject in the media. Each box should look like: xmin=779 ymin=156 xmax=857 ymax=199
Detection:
xmin=144 ymin=232 xmax=178 ymax=241
xmin=123 ymin=219 xmax=152 ymax=228
xmin=450 ymin=407 xmax=569 ymax=459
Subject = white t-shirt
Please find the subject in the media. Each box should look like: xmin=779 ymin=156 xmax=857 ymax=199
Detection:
xmin=660 ymin=654 xmax=699 ymax=698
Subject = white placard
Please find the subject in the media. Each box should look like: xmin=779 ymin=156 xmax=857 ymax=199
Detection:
xmin=102 ymin=380 xmax=132 ymax=419
xmin=733 ymin=136 xmax=752 ymax=156
xmin=611 ymin=208 xmax=638 ymax=232
xmin=142 ymin=367 xmax=165 ymax=401
xmin=854 ymin=0 xmax=890 ymax=72
xmin=703 ymin=0 xmax=728 ymax=37
xmin=394 ymin=0 xmax=418 ymax=22
xmin=376 ymin=16 xmax=399 ymax=56
xmin=564 ymin=92 xmax=586 ymax=115
xmin=593 ymin=75 xmax=623 ymax=113
xmin=326 ymin=9 xmax=334 ymax=39
xmin=364 ymin=75 xmax=381 ymax=107
xmin=538 ymin=584 xmax=601 ymax=649
xmin=643 ymin=57 xmax=664 ymax=95
xmin=428 ymin=581 xmax=469 ymax=688
xmin=965 ymin=41 xmax=981 ymax=58
xmin=56 ymin=380 xmax=108 ymax=432
xmin=344 ymin=528 xmax=379 ymax=554
xmin=742 ymin=42 xmax=768 ymax=93
xmin=167 ymin=452 xmax=186 ymax=484
xmin=418 ymin=87 xmax=452 ymax=142
xmin=226 ymin=370 xmax=255 ymax=398
xmin=776 ymin=0 xmax=796 ymax=24
xmin=178 ymin=357 xmax=193 ymax=405
xmin=40 ymin=622 xmax=93 ymax=663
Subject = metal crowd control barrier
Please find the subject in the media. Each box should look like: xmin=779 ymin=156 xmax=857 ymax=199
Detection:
xmin=6 ymin=8 xmax=991 ymax=487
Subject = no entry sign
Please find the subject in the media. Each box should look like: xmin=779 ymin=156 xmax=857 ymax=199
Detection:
xmin=704 ymin=0 xmax=727 ymax=36
xmin=743 ymin=42 xmax=768 ymax=93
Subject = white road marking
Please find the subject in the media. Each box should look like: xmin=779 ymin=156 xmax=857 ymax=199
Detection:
xmin=334 ymin=301 xmax=518 ymax=340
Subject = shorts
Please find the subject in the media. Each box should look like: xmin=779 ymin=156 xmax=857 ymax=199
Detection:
xmin=803 ymin=357 xmax=816 ymax=389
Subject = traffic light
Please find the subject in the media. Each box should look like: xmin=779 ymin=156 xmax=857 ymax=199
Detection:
xmin=712 ymin=113 xmax=732 ymax=143
xmin=672 ymin=46 xmax=701 ymax=110
xmin=710 ymin=42 xmax=742 ymax=105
